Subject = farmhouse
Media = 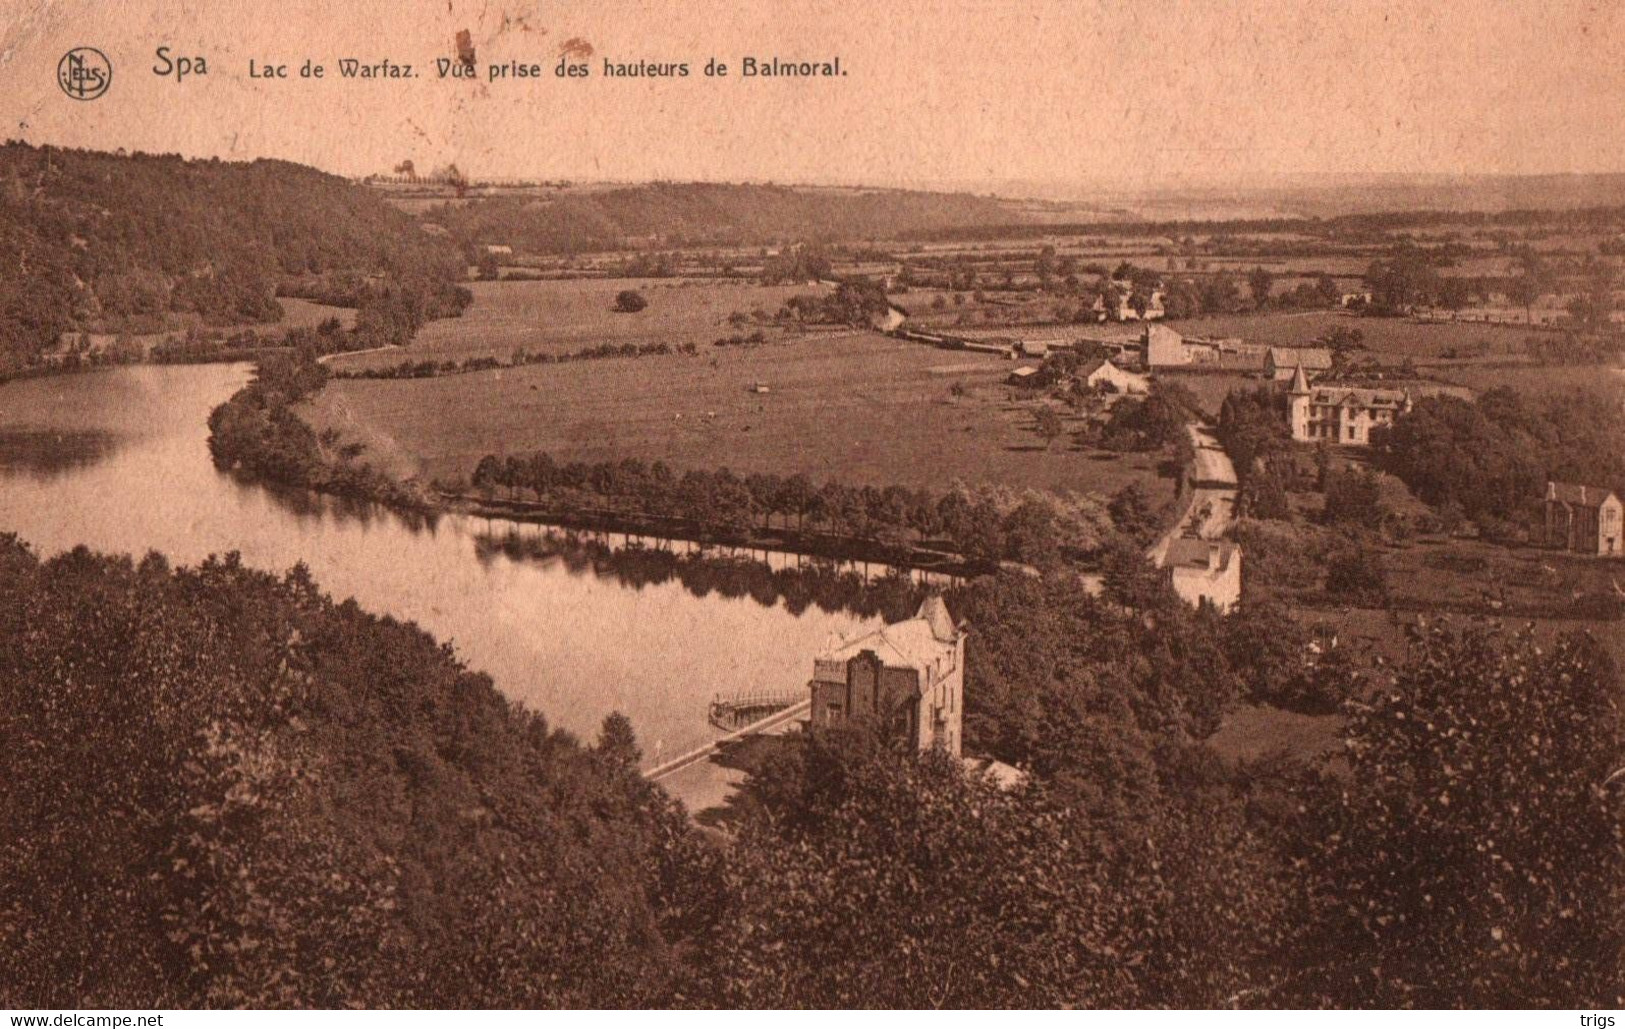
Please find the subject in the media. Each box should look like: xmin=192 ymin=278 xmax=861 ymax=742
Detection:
xmin=870 ymin=302 xmax=909 ymax=333
xmin=1144 ymin=324 xmax=1189 ymax=368
xmin=1077 ymin=358 xmax=1149 ymax=394
xmin=809 ymin=596 xmax=966 ymax=756
xmin=1144 ymin=325 xmax=1225 ymax=370
xmin=1544 ymin=481 xmax=1623 ymax=557
xmin=1007 ymin=365 xmax=1041 ymax=387
xmin=1092 ymin=283 xmax=1167 ymax=322
xmin=1265 ymin=346 xmax=1334 ymax=381
xmin=1165 ymin=538 xmax=1242 ymax=614
xmin=1286 ymin=365 xmax=1411 ymax=445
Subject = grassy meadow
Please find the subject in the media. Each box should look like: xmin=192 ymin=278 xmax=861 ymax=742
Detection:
xmin=303 ymin=332 xmax=1178 ymax=500
xmin=324 ymin=277 xmax=834 ymax=371
xmin=1168 ymin=310 xmax=1547 ymax=359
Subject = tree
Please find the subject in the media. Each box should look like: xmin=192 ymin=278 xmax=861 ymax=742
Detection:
xmin=1002 ymin=498 xmax=1061 ymax=568
xmin=612 ymin=289 xmax=649 ymax=313
xmin=1508 ymin=249 xmax=1552 ymax=327
xmin=1247 ymin=266 xmax=1275 ymax=309
xmin=1567 ymin=257 xmax=1618 ymax=331
xmin=595 ymin=711 xmax=642 ymax=768
xmin=1198 ymin=273 xmax=1242 ymax=315
xmin=1365 ymin=245 xmax=1439 ymax=314
xmin=1437 ymin=276 xmax=1471 ymax=316
xmin=1324 ymin=544 xmax=1387 ymax=603
xmin=1322 ymin=467 xmax=1386 ymax=529
xmin=1289 ymin=624 xmax=1625 ymax=1007
xmin=706 ymin=730 xmax=1287 ymax=1008
xmin=1034 ymin=406 xmax=1065 ymax=450
xmin=1108 ymin=482 xmax=1160 ymax=547
xmin=1100 ymin=536 xmax=1173 ymax=614
xmin=0 ymin=542 xmax=695 ymax=1007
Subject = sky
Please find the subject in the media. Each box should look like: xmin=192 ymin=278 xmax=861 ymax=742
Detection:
xmin=1 ymin=0 xmax=1623 ymax=192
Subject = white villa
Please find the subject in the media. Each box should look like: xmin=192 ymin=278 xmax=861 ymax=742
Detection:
xmin=1286 ymin=365 xmax=1411 ymax=446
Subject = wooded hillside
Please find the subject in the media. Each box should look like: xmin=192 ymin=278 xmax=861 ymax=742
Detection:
xmin=0 ymin=143 xmax=464 ymax=372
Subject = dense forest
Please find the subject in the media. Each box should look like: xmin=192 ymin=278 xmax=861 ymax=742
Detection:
xmin=1371 ymin=386 xmax=1625 ymax=532
xmin=0 ymin=143 xmax=467 ymax=373
xmin=3 ymin=538 xmax=1620 ymax=1007
xmin=425 ymin=182 xmax=1023 ymax=252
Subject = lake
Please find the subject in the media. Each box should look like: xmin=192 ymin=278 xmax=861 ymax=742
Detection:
xmin=0 ymin=363 xmax=874 ymax=765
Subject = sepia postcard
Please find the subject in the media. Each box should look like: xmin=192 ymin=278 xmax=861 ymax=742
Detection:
xmin=1 ymin=0 xmax=1623 ymax=1016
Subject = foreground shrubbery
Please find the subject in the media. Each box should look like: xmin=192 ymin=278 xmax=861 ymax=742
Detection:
xmin=2 ymin=539 xmax=1620 ymax=1008
xmin=0 ymin=537 xmax=699 ymax=1007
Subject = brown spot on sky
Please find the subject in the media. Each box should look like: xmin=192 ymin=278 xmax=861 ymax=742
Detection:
xmin=558 ymin=37 xmax=594 ymax=60
xmin=455 ymin=28 xmax=475 ymax=69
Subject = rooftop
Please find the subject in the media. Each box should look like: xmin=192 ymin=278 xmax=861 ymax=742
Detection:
xmin=818 ymin=596 xmax=960 ymax=673
xmin=1268 ymin=346 xmax=1334 ymax=370
xmin=1548 ymin=481 xmax=1622 ymax=507
xmin=1308 ymin=385 xmax=1409 ymax=409
xmin=1165 ymin=538 xmax=1239 ymax=573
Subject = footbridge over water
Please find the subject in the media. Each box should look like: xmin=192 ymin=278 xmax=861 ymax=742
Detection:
xmin=707 ymin=689 xmax=804 ymax=732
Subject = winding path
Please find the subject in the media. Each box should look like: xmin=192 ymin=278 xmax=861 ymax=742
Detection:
xmin=1148 ymin=423 xmax=1239 ymax=567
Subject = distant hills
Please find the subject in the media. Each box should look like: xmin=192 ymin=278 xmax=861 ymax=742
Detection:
xmin=958 ymin=172 xmax=1625 ymax=223
xmin=416 ymin=181 xmax=1027 ymax=251
xmin=404 ymin=172 xmax=1625 ymax=252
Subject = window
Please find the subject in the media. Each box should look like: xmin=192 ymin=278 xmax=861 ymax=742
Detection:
xmin=1347 ymin=425 xmax=1356 ymax=440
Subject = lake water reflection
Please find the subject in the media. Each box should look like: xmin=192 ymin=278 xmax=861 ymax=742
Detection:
xmin=0 ymin=364 xmax=875 ymax=763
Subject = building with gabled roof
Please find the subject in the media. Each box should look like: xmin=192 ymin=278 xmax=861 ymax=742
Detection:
xmin=1266 ymin=346 xmax=1335 ymax=381
xmin=1144 ymin=324 xmax=1190 ymax=368
xmin=810 ymin=596 xmax=966 ymax=756
xmin=1165 ymin=538 xmax=1242 ymax=613
xmin=1545 ymin=480 xmax=1623 ymax=556
xmin=1077 ymin=357 xmax=1150 ymax=394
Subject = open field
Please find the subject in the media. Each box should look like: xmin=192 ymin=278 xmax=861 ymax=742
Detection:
xmin=1433 ymin=362 xmax=1625 ymax=400
xmin=1381 ymin=534 xmax=1625 ymax=616
xmin=324 ymin=278 xmax=835 ymax=372
xmin=277 ymin=298 xmax=358 ymax=331
xmin=303 ymin=332 xmax=1178 ymax=499
xmin=1167 ymin=310 xmax=1545 ymax=358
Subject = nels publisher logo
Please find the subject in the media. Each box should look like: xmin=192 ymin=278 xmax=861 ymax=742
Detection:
xmin=58 ymin=47 xmax=112 ymax=100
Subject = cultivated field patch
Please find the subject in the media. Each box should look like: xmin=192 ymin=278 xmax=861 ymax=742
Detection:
xmin=304 ymin=332 xmax=1177 ymax=500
